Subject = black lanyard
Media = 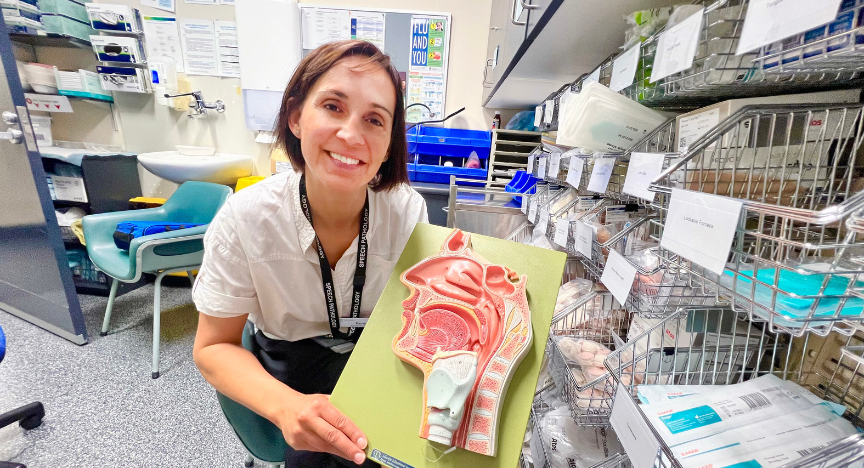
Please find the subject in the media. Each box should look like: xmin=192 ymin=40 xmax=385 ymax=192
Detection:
xmin=298 ymin=175 xmax=369 ymax=342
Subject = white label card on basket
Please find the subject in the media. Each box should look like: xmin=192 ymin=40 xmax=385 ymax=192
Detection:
xmin=573 ymin=220 xmax=595 ymax=260
xmin=650 ymin=8 xmax=704 ymax=83
xmin=537 ymin=157 xmax=547 ymax=179
xmin=534 ymin=106 xmax=543 ymax=126
xmin=544 ymin=100 xmax=554 ymax=122
xmin=528 ymin=199 xmax=538 ymax=224
xmin=548 ymin=152 xmax=562 ymax=178
xmin=527 ymin=154 xmax=535 ymax=174
xmin=678 ymin=108 xmax=720 ymax=152
xmin=601 ymin=250 xmax=638 ymax=305
xmin=660 ymin=188 xmax=743 ymax=276
xmin=623 ymin=152 xmax=666 ymax=201
xmin=584 ymin=67 xmax=601 ymax=85
xmin=566 ymin=155 xmax=584 ymax=188
xmin=553 ymin=218 xmax=569 ymax=247
xmin=610 ymin=383 xmax=662 ymax=468
xmin=610 ymin=44 xmax=640 ymax=92
xmin=520 ymin=195 xmax=529 ymax=214
xmin=587 ymin=157 xmax=616 ymax=193
xmin=736 ymin=0 xmax=843 ymax=56
xmin=538 ymin=207 xmax=550 ymax=232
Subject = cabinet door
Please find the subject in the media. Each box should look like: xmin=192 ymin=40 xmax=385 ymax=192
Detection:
xmin=524 ymin=0 xmax=563 ymax=40
xmin=482 ymin=0 xmax=509 ymax=100
xmin=0 ymin=27 xmax=87 ymax=343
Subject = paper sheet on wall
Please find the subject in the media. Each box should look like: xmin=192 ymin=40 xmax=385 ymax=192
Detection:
xmin=185 ymin=0 xmax=216 ymax=5
xmin=141 ymin=0 xmax=174 ymax=13
xmin=143 ymin=16 xmax=184 ymax=73
xmin=236 ymin=0 xmax=300 ymax=92
xmin=216 ymin=21 xmax=240 ymax=77
xmin=180 ymin=19 xmax=218 ymax=76
xmin=301 ymin=8 xmax=350 ymax=49
xmin=406 ymin=15 xmax=448 ymax=123
xmin=350 ymin=11 xmax=384 ymax=50
xmin=219 ymin=0 xmax=234 ymax=4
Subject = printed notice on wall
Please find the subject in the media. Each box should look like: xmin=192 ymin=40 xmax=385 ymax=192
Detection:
xmin=143 ymin=16 xmax=184 ymax=73
xmin=302 ymin=8 xmax=351 ymax=49
xmin=350 ymin=11 xmax=384 ymax=50
xmin=407 ymin=15 xmax=448 ymax=123
xmin=601 ymin=250 xmax=638 ymax=305
xmin=216 ymin=21 xmax=240 ymax=77
xmin=141 ymin=0 xmax=174 ymax=13
xmin=650 ymin=9 xmax=704 ymax=83
xmin=180 ymin=19 xmax=218 ymax=76
xmin=623 ymin=152 xmax=666 ymax=201
xmin=678 ymin=108 xmax=720 ymax=152
xmin=736 ymin=0 xmax=843 ymax=55
xmin=660 ymin=188 xmax=743 ymax=275
xmin=610 ymin=44 xmax=640 ymax=92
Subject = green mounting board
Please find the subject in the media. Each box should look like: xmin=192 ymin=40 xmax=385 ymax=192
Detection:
xmin=331 ymin=223 xmax=566 ymax=468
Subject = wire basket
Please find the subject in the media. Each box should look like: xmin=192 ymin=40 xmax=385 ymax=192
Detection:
xmin=547 ymin=292 xmax=629 ymax=426
xmin=620 ymin=0 xmax=864 ymax=108
xmin=604 ymin=306 xmax=864 ymax=468
xmin=648 ymin=103 xmax=864 ymax=336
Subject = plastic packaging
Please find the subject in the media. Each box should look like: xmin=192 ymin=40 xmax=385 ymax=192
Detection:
xmin=465 ymin=151 xmax=481 ymax=169
xmin=555 ymin=278 xmax=594 ymax=314
xmin=541 ymin=406 xmax=625 ymax=468
xmin=505 ymin=110 xmax=538 ymax=131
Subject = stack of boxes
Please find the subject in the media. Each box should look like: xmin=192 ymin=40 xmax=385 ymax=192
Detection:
xmin=39 ymin=0 xmax=96 ymax=41
xmin=85 ymin=4 xmax=150 ymax=93
xmin=55 ymin=68 xmax=111 ymax=100
xmin=3 ymin=0 xmax=43 ymax=34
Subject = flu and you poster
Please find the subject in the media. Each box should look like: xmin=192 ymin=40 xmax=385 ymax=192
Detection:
xmin=407 ymin=16 xmax=448 ymax=123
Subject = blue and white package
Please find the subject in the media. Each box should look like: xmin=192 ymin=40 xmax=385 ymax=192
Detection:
xmin=641 ymin=374 xmax=838 ymax=447
xmin=85 ymin=3 xmax=141 ymax=33
xmin=637 ymin=385 xmax=724 ymax=404
xmin=674 ymin=402 xmax=855 ymax=466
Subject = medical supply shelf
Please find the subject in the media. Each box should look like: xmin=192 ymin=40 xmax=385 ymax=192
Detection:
xmin=487 ymin=129 xmax=542 ymax=188
xmin=602 ymin=305 xmax=864 ymax=468
xmin=10 ymin=32 xmax=91 ymax=49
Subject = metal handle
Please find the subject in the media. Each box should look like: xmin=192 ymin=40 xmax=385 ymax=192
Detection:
xmin=0 ymin=128 xmax=23 ymax=144
xmin=2 ymin=111 xmax=18 ymax=125
xmin=483 ymin=59 xmax=494 ymax=87
xmin=511 ymin=0 xmax=527 ymax=25
xmin=520 ymin=0 xmax=539 ymax=9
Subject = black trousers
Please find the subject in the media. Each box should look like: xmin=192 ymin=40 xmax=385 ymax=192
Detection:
xmin=252 ymin=331 xmax=380 ymax=468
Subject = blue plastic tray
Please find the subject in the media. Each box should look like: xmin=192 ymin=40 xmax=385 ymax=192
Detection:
xmin=406 ymin=126 xmax=492 ymax=159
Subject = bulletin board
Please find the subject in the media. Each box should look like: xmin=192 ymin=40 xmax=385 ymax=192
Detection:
xmin=298 ymin=5 xmax=452 ymax=123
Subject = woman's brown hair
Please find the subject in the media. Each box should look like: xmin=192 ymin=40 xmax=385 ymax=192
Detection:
xmin=274 ymin=40 xmax=408 ymax=192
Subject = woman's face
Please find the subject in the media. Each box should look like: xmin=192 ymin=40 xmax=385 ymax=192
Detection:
xmin=290 ymin=56 xmax=396 ymax=195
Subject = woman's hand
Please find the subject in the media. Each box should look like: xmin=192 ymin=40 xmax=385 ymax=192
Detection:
xmin=276 ymin=393 xmax=369 ymax=464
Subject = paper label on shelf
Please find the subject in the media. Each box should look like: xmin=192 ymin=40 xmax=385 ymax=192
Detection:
xmin=180 ymin=19 xmax=218 ymax=76
xmin=650 ymin=9 xmax=704 ymax=83
xmin=521 ymin=195 xmax=529 ymax=214
xmin=566 ymin=155 xmax=584 ymax=188
xmin=548 ymin=152 xmax=561 ymax=178
xmin=660 ymin=188 xmax=743 ymax=275
xmin=142 ymin=16 xmax=184 ymax=73
xmin=601 ymin=250 xmax=638 ymax=305
xmin=553 ymin=218 xmax=569 ymax=247
xmin=537 ymin=157 xmax=547 ymax=179
xmin=736 ymin=0 xmax=843 ymax=55
xmin=610 ymin=383 xmax=662 ymax=468
xmin=538 ymin=207 xmax=550 ymax=233
xmin=678 ymin=108 xmax=720 ymax=152
xmin=610 ymin=44 xmax=640 ymax=91
xmin=51 ymin=175 xmax=87 ymax=202
xmin=623 ymin=152 xmax=666 ymax=201
xmin=534 ymin=106 xmax=543 ymax=126
xmin=24 ymin=94 xmax=72 ymax=113
xmin=544 ymin=100 xmax=554 ymax=122
xmin=573 ymin=220 xmax=594 ymax=259
xmin=527 ymin=154 xmax=535 ymax=174
xmin=528 ymin=199 xmax=538 ymax=224
xmin=587 ymin=157 xmax=615 ymax=193
xmin=584 ymin=67 xmax=601 ymax=85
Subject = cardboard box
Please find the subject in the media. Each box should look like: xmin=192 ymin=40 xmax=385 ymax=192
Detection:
xmin=675 ymin=89 xmax=862 ymax=152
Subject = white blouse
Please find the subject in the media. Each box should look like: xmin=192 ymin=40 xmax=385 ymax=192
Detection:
xmin=192 ymin=170 xmax=429 ymax=341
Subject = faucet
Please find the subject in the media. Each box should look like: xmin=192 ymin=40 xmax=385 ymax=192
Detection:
xmin=163 ymin=91 xmax=226 ymax=117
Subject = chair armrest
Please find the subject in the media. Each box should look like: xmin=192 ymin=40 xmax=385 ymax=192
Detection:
xmin=81 ymin=207 xmax=167 ymax=247
xmin=129 ymin=224 xmax=210 ymax=262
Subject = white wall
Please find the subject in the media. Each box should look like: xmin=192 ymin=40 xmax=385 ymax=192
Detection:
xmin=78 ymin=0 xmax=501 ymax=196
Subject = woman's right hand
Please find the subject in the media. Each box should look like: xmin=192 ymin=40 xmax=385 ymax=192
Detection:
xmin=276 ymin=393 xmax=369 ymax=465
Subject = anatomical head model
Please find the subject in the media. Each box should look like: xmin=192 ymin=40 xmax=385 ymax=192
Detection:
xmin=393 ymin=229 xmax=533 ymax=456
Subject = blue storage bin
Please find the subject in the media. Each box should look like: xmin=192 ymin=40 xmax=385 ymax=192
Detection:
xmin=406 ymin=126 xmax=492 ymax=159
xmin=409 ymin=164 xmax=486 ymax=186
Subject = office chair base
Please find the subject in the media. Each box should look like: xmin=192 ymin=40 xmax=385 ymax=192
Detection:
xmin=100 ymin=332 xmax=108 ymax=337
xmin=0 ymin=402 xmax=44 ymax=431
xmin=152 ymin=372 xmax=160 ymax=379
xmin=244 ymin=454 xmax=254 ymax=468
xmin=0 ymin=461 xmax=26 ymax=468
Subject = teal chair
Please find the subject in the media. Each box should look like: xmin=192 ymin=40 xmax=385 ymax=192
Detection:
xmin=82 ymin=181 xmax=232 ymax=379
xmin=216 ymin=321 xmax=290 ymax=467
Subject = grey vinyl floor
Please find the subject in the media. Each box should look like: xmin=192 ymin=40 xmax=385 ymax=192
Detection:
xmin=0 ymin=278 xmax=270 ymax=468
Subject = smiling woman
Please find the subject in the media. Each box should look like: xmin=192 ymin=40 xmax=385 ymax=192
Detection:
xmin=191 ymin=40 xmax=428 ymax=468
